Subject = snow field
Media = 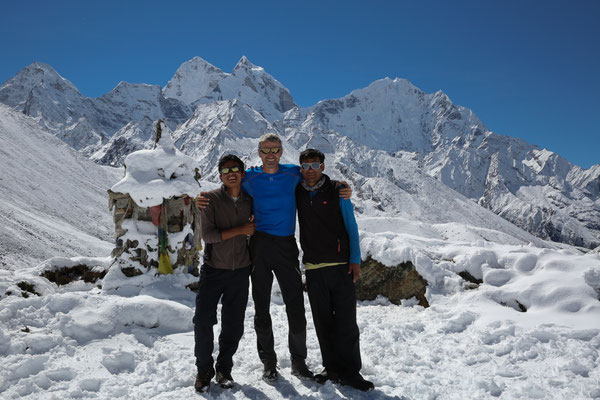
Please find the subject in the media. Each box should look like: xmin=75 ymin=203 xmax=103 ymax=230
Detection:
xmin=1 ymin=290 xmax=599 ymax=399
xmin=1 ymin=231 xmax=599 ymax=399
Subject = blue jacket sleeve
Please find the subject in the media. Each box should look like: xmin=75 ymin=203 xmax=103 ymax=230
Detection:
xmin=339 ymin=198 xmax=361 ymax=264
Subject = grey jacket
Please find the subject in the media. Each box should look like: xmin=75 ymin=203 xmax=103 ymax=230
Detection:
xmin=201 ymin=185 xmax=253 ymax=269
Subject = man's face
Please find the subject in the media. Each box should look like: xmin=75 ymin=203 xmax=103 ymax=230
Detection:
xmin=219 ymin=160 xmax=244 ymax=189
xmin=300 ymin=156 xmax=324 ymax=187
xmin=258 ymin=140 xmax=282 ymax=169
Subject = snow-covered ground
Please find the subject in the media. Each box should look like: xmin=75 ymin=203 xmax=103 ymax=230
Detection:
xmin=1 ymin=221 xmax=599 ymax=400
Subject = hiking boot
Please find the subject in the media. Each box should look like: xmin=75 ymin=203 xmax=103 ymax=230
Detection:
xmin=291 ymin=360 xmax=314 ymax=380
xmin=340 ymin=373 xmax=374 ymax=392
xmin=262 ymin=362 xmax=279 ymax=382
xmin=314 ymin=368 xmax=340 ymax=384
xmin=194 ymin=369 xmax=215 ymax=392
xmin=216 ymin=370 xmax=234 ymax=389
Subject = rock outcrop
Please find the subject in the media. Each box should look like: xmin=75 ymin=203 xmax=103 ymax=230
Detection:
xmin=356 ymin=258 xmax=429 ymax=307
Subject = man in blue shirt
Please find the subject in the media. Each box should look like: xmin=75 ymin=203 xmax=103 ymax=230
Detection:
xmin=242 ymin=133 xmax=350 ymax=382
xmin=295 ymin=148 xmax=374 ymax=392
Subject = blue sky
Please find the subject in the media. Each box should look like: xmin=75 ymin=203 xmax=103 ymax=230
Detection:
xmin=2 ymin=0 xmax=598 ymax=168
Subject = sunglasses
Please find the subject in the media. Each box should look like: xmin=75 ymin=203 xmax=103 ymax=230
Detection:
xmin=220 ymin=166 xmax=241 ymax=174
xmin=301 ymin=162 xmax=323 ymax=170
xmin=259 ymin=147 xmax=281 ymax=154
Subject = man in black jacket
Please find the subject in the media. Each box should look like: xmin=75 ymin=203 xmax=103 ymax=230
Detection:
xmin=295 ymin=149 xmax=374 ymax=392
xmin=193 ymin=154 xmax=255 ymax=392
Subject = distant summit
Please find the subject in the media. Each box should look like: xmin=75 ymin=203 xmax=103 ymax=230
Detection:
xmin=162 ymin=56 xmax=227 ymax=106
xmin=0 ymin=62 xmax=81 ymax=109
xmin=162 ymin=55 xmax=296 ymax=121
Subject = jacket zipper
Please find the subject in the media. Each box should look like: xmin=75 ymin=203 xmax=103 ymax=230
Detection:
xmin=232 ymin=199 xmax=238 ymax=270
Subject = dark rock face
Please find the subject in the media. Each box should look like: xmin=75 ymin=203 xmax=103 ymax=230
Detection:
xmin=41 ymin=265 xmax=107 ymax=286
xmin=356 ymin=257 xmax=429 ymax=307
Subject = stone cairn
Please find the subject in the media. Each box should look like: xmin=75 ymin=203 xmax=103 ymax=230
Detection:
xmin=107 ymin=120 xmax=202 ymax=277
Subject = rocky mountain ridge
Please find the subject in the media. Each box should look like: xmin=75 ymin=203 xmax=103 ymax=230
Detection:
xmin=0 ymin=57 xmax=598 ymax=248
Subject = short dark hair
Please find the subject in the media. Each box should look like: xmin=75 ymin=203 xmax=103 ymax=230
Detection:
xmin=299 ymin=148 xmax=325 ymax=164
xmin=218 ymin=154 xmax=244 ymax=171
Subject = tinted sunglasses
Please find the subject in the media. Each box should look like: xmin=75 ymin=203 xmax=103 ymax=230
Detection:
xmin=301 ymin=162 xmax=323 ymax=170
xmin=259 ymin=147 xmax=281 ymax=154
xmin=220 ymin=166 xmax=241 ymax=174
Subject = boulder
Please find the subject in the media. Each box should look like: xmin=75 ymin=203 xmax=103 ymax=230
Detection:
xmin=356 ymin=257 xmax=429 ymax=307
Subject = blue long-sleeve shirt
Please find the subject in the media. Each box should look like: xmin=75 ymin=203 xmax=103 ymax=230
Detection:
xmin=242 ymin=164 xmax=301 ymax=237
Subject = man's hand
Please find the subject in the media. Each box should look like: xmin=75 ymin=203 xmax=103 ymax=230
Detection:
xmin=348 ymin=262 xmax=360 ymax=283
xmin=239 ymin=215 xmax=256 ymax=236
xmin=195 ymin=193 xmax=210 ymax=210
xmin=222 ymin=216 xmax=256 ymax=241
xmin=339 ymin=181 xmax=352 ymax=199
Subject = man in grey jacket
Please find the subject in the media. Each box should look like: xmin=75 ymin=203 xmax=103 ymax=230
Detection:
xmin=193 ymin=154 xmax=255 ymax=392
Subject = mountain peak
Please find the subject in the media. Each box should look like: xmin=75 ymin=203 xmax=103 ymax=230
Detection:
xmin=181 ymin=56 xmax=223 ymax=73
xmin=10 ymin=62 xmax=71 ymax=87
xmin=432 ymin=89 xmax=450 ymax=100
xmin=28 ymin=61 xmax=59 ymax=74
xmin=0 ymin=62 xmax=82 ymax=109
xmin=162 ymin=57 xmax=227 ymax=105
xmin=233 ymin=56 xmax=262 ymax=73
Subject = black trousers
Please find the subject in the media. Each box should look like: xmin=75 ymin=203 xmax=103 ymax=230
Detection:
xmin=193 ymin=264 xmax=251 ymax=374
xmin=250 ymin=231 xmax=307 ymax=365
xmin=306 ymin=264 xmax=362 ymax=378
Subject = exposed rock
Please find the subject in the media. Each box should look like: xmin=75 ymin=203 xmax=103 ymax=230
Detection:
xmin=356 ymin=257 xmax=429 ymax=307
xmin=41 ymin=265 xmax=107 ymax=286
xmin=458 ymin=270 xmax=483 ymax=288
xmin=121 ymin=266 xmax=145 ymax=277
xmin=186 ymin=281 xmax=200 ymax=293
xmin=499 ymin=299 xmax=527 ymax=313
xmin=16 ymin=281 xmax=40 ymax=298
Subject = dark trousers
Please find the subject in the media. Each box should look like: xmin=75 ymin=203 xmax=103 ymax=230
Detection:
xmin=193 ymin=264 xmax=251 ymax=374
xmin=250 ymin=231 xmax=307 ymax=365
xmin=306 ymin=264 xmax=362 ymax=378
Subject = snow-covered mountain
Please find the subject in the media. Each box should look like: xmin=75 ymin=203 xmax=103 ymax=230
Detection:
xmin=0 ymin=62 xmax=105 ymax=153
xmin=163 ymin=56 xmax=296 ymax=121
xmin=0 ymin=57 xmax=598 ymax=248
xmin=0 ymin=63 xmax=190 ymax=158
xmin=0 ymin=104 xmax=120 ymax=270
xmin=281 ymin=77 xmax=600 ymax=248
